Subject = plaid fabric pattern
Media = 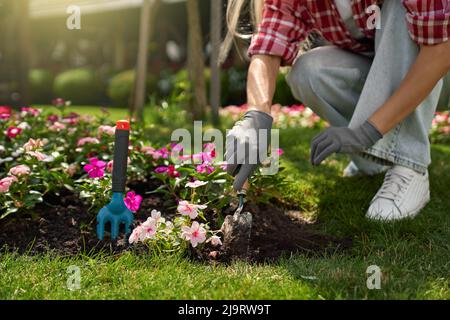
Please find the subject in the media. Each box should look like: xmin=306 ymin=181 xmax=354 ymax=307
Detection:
xmin=248 ymin=0 xmax=450 ymax=65
xmin=403 ymin=0 xmax=450 ymax=45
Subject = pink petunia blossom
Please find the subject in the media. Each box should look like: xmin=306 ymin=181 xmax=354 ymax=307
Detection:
xmin=0 ymin=105 xmax=12 ymax=116
xmin=196 ymin=162 xmax=215 ymax=174
xmin=47 ymin=114 xmax=59 ymax=123
xmin=106 ymin=160 xmax=113 ymax=173
xmin=23 ymin=138 xmax=45 ymax=152
xmin=128 ymin=226 xmax=143 ymax=244
xmin=20 ymin=107 xmax=41 ymax=117
xmin=77 ymin=137 xmax=100 ymax=147
xmin=181 ymin=221 xmax=207 ymax=247
xmin=98 ymin=125 xmax=116 ymax=137
xmin=52 ymin=98 xmax=66 ymax=107
xmin=140 ymin=217 xmax=157 ymax=240
xmin=83 ymin=157 xmax=106 ymax=178
xmin=6 ymin=126 xmax=22 ymax=138
xmin=9 ymin=165 xmax=31 ymax=176
xmin=49 ymin=122 xmax=67 ymax=132
xmin=124 ymin=191 xmax=143 ymax=212
xmin=0 ymin=176 xmax=18 ymax=193
xmin=276 ymin=148 xmax=284 ymax=156
xmin=155 ymin=147 xmax=169 ymax=159
xmin=154 ymin=165 xmax=180 ymax=178
xmin=177 ymin=200 xmax=207 ymax=219
xmin=27 ymin=151 xmax=51 ymax=162
xmin=185 ymin=180 xmax=208 ymax=188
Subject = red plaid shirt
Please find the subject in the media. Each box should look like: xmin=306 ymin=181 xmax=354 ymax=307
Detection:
xmin=248 ymin=0 xmax=450 ymax=66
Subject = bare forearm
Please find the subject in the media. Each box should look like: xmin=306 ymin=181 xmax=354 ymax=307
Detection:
xmin=247 ymin=55 xmax=281 ymax=114
xmin=370 ymin=40 xmax=450 ymax=134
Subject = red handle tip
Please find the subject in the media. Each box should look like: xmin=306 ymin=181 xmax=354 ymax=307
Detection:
xmin=116 ymin=120 xmax=130 ymax=130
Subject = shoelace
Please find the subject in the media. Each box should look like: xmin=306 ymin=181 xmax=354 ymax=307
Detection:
xmin=377 ymin=170 xmax=413 ymax=202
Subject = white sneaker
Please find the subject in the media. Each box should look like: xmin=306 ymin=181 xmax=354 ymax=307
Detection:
xmin=366 ymin=165 xmax=430 ymax=221
xmin=343 ymin=161 xmax=389 ymax=178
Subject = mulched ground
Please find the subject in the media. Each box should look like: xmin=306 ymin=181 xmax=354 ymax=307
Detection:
xmin=0 ymin=185 xmax=352 ymax=262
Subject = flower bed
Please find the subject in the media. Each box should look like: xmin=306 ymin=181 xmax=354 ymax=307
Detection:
xmin=0 ymin=102 xmax=352 ymax=261
xmin=431 ymin=111 xmax=450 ymax=144
xmin=220 ymin=103 xmax=326 ymax=129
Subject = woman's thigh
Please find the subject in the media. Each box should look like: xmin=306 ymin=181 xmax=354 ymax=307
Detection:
xmin=286 ymin=46 xmax=373 ymax=125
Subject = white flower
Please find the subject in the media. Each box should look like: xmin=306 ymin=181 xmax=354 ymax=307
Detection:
xmin=17 ymin=122 xmax=31 ymax=130
xmin=207 ymin=235 xmax=222 ymax=246
xmin=186 ymin=180 xmax=208 ymax=188
xmin=151 ymin=209 xmax=166 ymax=223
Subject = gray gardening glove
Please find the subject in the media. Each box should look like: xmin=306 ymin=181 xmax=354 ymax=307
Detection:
xmin=225 ymin=110 xmax=273 ymax=191
xmin=310 ymin=120 xmax=382 ymax=166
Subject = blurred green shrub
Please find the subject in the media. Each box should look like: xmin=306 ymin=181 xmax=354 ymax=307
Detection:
xmin=29 ymin=69 xmax=54 ymax=104
xmin=53 ymin=68 xmax=102 ymax=105
xmin=107 ymin=70 xmax=158 ymax=107
xmin=273 ymin=72 xmax=297 ymax=106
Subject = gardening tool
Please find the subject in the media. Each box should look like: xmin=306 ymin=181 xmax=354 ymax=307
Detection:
xmin=96 ymin=120 xmax=134 ymax=240
xmin=220 ymin=181 xmax=253 ymax=258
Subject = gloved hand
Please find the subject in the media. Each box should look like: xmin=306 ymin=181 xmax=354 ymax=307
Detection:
xmin=310 ymin=120 xmax=382 ymax=166
xmin=225 ymin=110 xmax=273 ymax=191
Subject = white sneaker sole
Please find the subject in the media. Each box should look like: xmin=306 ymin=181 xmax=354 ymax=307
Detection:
xmin=366 ymin=191 xmax=430 ymax=222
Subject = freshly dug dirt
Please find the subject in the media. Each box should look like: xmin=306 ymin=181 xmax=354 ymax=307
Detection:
xmin=0 ymin=189 xmax=351 ymax=261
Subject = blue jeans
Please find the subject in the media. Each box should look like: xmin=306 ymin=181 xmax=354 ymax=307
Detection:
xmin=287 ymin=0 xmax=450 ymax=174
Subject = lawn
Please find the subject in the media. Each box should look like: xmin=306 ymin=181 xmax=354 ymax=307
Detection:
xmin=1 ymin=106 xmax=449 ymax=300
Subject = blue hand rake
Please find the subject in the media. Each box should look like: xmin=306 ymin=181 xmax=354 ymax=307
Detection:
xmin=96 ymin=120 xmax=134 ymax=240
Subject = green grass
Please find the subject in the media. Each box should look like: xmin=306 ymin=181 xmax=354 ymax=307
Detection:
xmin=1 ymin=106 xmax=449 ymax=299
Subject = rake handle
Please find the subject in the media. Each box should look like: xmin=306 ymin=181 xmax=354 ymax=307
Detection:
xmin=111 ymin=120 xmax=130 ymax=193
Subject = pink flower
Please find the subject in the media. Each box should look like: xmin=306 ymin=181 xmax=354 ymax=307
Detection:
xmin=177 ymin=200 xmax=207 ymax=219
xmin=106 ymin=160 xmax=113 ymax=173
xmin=0 ymin=176 xmax=18 ymax=193
xmin=20 ymin=107 xmax=41 ymax=117
xmin=186 ymin=180 xmax=208 ymax=188
xmin=154 ymin=165 xmax=180 ymax=178
xmin=141 ymin=146 xmax=161 ymax=161
xmin=0 ymin=106 xmax=11 ymax=120
xmin=207 ymin=235 xmax=223 ymax=246
xmin=98 ymin=125 xmax=116 ymax=137
xmin=181 ymin=221 xmax=207 ymax=248
xmin=47 ymin=114 xmax=59 ymax=123
xmin=141 ymin=217 xmax=157 ymax=240
xmin=52 ymin=98 xmax=66 ymax=107
xmin=77 ymin=137 xmax=100 ymax=147
xmin=27 ymin=151 xmax=51 ymax=161
xmin=170 ymin=143 xmax=184 ymax=153
xmin=124 ymin=191 xmax=143 ymax=212
xmin=23 ymin=138 xmax=45 ymax=152
xmin=83 ymin=157 xmax=106 ymax=178
xmin=0 ymin=106 xmax=11 ymax=115
xmin=196 ymin=163 xmax=215 ymax=174
xmin=9 ymin=165 xmax=30 ymax=176
xmin=6 ymin=126 xmax=22 ymax=138
xmin=156 ymin=147 xmax=169 ymax=159
xmin=129 ymin=226 xmax=143 ymax=244
xmin=440 ymin=126 xmax=450 ymax=135
xmin=276 ymin=148 xmax=284 ymax=156
xmin=49 ymin=122 xmax=66 ymax=132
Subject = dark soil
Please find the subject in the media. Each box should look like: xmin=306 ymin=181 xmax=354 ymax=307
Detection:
xmin=0 ymin=187 xmax=352 ymax=262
